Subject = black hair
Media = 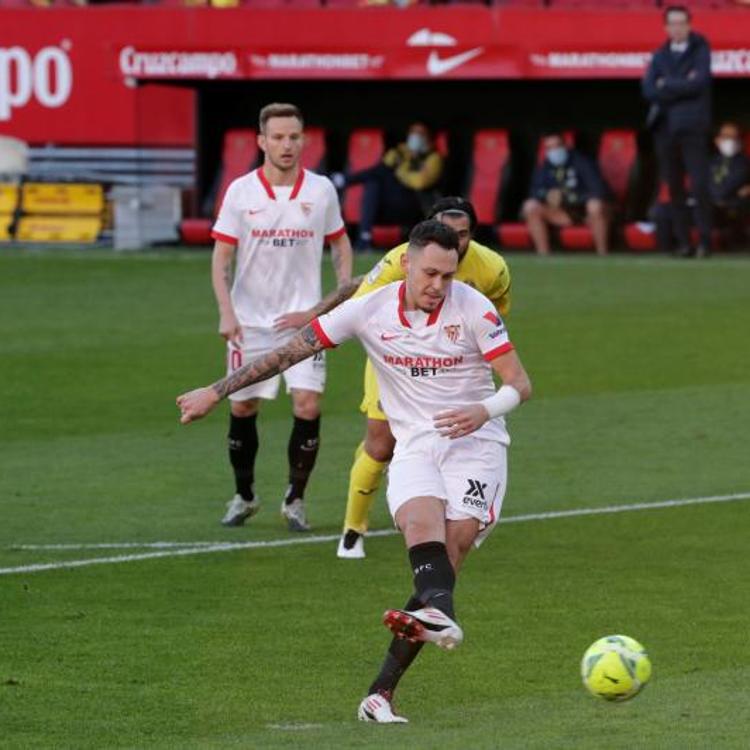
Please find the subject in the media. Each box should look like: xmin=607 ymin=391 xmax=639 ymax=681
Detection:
xmin=407 ymin=219 xmax=459 ymax=254
xmin=663 ymin=5 xmax=691 ymax=22
xmin=428 ymin=196 xmax=478 ymax=233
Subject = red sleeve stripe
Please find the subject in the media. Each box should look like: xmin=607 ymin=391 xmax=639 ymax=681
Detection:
xmin=483 ymin=342 xmax=514 ymax=361
xmin=311 ymin=318 xmax=336 ymax=349
xmin=211 ymin=230 xmax=238 ymax=246
xmin=325 ymin=226 xmax=347 ymax=243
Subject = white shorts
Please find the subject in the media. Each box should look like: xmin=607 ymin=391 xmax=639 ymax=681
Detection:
xmin=387 ymin=433 xmax=508 ymax=548
xmin=226 ymin=326 xmax=326 ymax=401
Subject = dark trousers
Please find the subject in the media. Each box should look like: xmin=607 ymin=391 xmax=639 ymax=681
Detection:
xmin=654 ymin=129 xmax=712 ymax=250
xmin=347 ymin=163 xmax=426 ymax=237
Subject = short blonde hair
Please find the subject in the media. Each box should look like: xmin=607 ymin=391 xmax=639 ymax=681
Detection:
xmin=259 ymin=103 xmax=304 ymax=133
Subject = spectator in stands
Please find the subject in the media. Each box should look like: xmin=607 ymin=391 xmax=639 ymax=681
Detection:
xmin=334 ymin=123 xmax=443 ymax=251
xmin=710 ymin=121 xmax=750 ymax=243
xmin=521 ymin=132 xmax=609 ymax=256
xmin=642 ymin=5 xmax=713 ymax=258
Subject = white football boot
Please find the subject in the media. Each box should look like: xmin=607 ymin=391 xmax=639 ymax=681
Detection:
xmin=336 ymin=530 xmax=365 ymax=559
xmin=383 ymin=606 xmax=464 ymax=651
xmin=281 ymin=498 xmax=311 ymax=532
xmin=221 ymin=494 xmax=260 ymax=527
xmin=357 ymin=692 xmax=408 ymax=724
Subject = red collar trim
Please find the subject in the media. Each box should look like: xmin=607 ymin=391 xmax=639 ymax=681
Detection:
xmin=397 ymin=282 xmax=445 ymax=328
xmin=289 ymin=169 xmax=305 ymax=200
xmin=397 ymin=282 xmax=411 ymax=328
xmin=426 ymin=296 xmax=445 ymax=326
xmin=257 ymin=168 xmax=275 ymax=200
xmin=256 ymin=168 xmax=305 ymax=201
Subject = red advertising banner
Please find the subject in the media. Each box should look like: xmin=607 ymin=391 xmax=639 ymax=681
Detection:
xmin=2 ymin=7 xmax=750 ymax=145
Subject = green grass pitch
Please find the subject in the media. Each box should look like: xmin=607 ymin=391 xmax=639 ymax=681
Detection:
xmin=1 ymin=248 xmax=749 ymax=749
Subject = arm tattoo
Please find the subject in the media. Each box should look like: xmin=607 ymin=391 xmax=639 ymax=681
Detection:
xmin=331 ymin=244 xmax=344 ymax=281
xmin=222 ymin=257 xmax=233 ymax=290
xmin=305 ymin=276 xmax=362 ymax=319
xmin=211 ymin=324 xmax=324 ymax=400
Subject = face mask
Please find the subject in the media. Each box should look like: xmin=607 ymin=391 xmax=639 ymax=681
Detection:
xmin=407 ymin=133 xmax=427 ymax=154
xmin=547 ymin=147 xmax=568 ymax=166
xmin=718 ymin=139 xmax=740 ymax=158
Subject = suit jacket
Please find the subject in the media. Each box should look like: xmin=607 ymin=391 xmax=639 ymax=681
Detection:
xmin=642 ymin=32 xmax=712 ymax=134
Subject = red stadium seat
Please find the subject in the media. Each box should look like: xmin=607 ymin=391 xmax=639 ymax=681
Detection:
xmin=343 ymin=128 xmax=385 ymax=225
xmin=467 ymin=129 xmax=510 ymax=226
xmin=301 ymin=127 xmax=327 ymax=172
xmin=624 ymin=223 xmax=658 ymax=252
xmin=218 ymin=129 xmax=259 ymax=210
xmin=181 ymin=128 xmax=258 ymax=245
xmin=497 ymin=223 xmax=533 ymax=249
xmin=599 ymin=129 xmax=637 ymax=205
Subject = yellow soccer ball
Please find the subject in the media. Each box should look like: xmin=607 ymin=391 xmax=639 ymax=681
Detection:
xmin=581 ymin=634 xmax=652 ymax=701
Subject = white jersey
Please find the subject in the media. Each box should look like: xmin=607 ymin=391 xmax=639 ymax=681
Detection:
xmin=212 ymin=168 xmax=345 ymax=328
xmin=312 ymin=281 xmax=515 ymax=445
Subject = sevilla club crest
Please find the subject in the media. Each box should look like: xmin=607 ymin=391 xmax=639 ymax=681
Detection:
xmin=443 ymin=324 xmax=461 ymax=343
xmin=301 ymin=202 xmax=313 ymax=216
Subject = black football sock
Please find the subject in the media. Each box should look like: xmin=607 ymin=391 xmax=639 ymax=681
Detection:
xmin=409 ymin=541 xmax=456 ymax=619
xmin=368 ymin=595 xmax=424 ymax=696
xmin=285 ymin=415 xmax=320 ymax=504
xmin=228 ymin=414 xmax=258 ymax=501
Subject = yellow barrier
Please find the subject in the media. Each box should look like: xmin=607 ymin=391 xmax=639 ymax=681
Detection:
xmin=0 ymin=184 xmax=19 ymax=214
xmin=16 ymin=216 xmax=102 ymax=243
xmin=0 ymin=214 xmax=12 ymax=241
xmin=22 ymin=183 xmax=104 ymax=216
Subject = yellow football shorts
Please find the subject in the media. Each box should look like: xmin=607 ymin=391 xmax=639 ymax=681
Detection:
xmin=359 ymin=359 xmax=387 ymax=421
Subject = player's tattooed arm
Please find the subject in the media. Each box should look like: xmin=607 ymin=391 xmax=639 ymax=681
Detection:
xmin=212 ymin=325 xmax=324 ymax=400
xmin=330 ymin=234 xmax=353 ymax=286
xmin=309 ymin=276 xmax=363 ymax=317
xmin=273 ymin=276 xmax=362 ymax=331
xmin=177 ymin=325 xmax=325 ymax=424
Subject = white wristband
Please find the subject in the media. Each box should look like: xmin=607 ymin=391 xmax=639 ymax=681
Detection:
xmin=481 ymin=385 xmax=521 ymax=419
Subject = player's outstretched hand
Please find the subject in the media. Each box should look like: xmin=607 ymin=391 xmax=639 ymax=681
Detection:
xmin=219 ymin=311 xmax=243 ymax=345
xmin=177 ymin=387 xmax=220 ymax=425
xmin=273 ymin=311 xmax=310 ymax=332
xmin=434 ymin=404 xmax=489 ymax=440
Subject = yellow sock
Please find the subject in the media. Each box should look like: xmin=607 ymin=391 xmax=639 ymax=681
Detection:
xmin=344 ymin=445 xmax=388 ymax=534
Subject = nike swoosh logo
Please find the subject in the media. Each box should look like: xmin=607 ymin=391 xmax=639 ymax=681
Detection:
xmin=427 ymin=47 xmax=484 ymax=77
xmin=247 ymin=209 xmax=265 ymax=215
xmin=380 ymin=333 xmax=400 ymax=341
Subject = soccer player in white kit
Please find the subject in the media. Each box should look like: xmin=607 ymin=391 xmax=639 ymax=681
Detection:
xmin=210 ymin=103 xmax=352 ymax=531
xmin=177 ymin=221 xmax=531 ymax=723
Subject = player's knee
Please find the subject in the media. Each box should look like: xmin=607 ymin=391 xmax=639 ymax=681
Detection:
xmin=364 ymin=420 xmax=395 ymax=462
xmin=522 ymin=199 xmax=543 ymax=219
xmin=587 ymin=199 xmax=605 ymax=218
xmin=230 ymin=399 xmax=260 ymax=418
xmin=292 ymin=391 xmax=321 ymax=420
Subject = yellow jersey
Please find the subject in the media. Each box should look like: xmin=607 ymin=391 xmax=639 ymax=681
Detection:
xmin=353 ymin=240 xmax=511 ymax=317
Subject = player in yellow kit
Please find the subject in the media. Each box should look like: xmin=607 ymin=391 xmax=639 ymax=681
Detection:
xmin=274 ymin=197 xmax=512 ymax=558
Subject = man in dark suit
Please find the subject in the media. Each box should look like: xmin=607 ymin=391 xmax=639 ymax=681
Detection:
xmin=642 ymin=5 xmax=713 ymax=257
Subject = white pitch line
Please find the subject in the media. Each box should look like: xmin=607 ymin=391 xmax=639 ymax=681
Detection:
xmin=2 ymin=490 xmax=749 ymax=576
